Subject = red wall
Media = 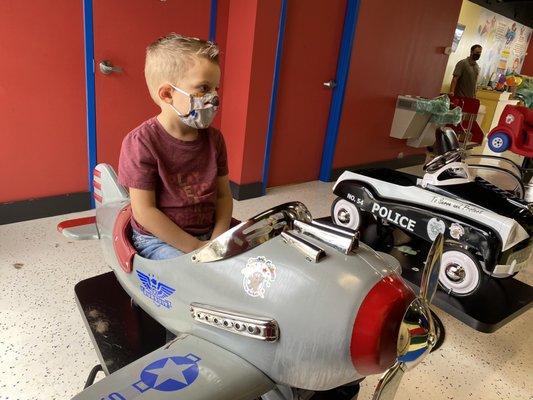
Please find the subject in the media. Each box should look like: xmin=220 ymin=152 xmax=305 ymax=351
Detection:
xmin=92 ymin=1 xmax=211 ymax=170
xmin=211 ymin=0 xmax=230 ymax=130
xmin=0 ymin=0 xmax=278 ymax=204
xmin=522 ymin=37 xmax=533 ymax=76
xmin=267 ymin=0 xmax=346 ymax=187
xmin=220 ymin=0 xmax=280 ymax=185
xmin=0 ymin=1 xmax=87 ymax=203
xmin=332 ymin=0 xmax=462 ymax=170
xmin=1 ymin=0 xmax=466 ymax=204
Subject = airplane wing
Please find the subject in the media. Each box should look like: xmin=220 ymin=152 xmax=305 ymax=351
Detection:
xmin=57 ymin=216 xmax=99 ymax=240
xmin=72 ymin=333 xmax=275 ymax=400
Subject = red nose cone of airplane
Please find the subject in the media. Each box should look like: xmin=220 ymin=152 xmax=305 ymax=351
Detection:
xmin=350 ymin=274 xmax=415 ymax=375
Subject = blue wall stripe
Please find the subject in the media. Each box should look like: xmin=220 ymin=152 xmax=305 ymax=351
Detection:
xmin=82 ymin=0 xmax=97 ymax=207
xmin=319 ymin=0 xmax=361 ymax=182
xmin=209 ymin=0 xmax=218 ymax=42
xmin=261 ymin=0 xmax=288 ymax=194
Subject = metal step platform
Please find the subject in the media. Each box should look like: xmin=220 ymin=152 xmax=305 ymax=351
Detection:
xmin=75 ymin=271 xmax=166 ymax=377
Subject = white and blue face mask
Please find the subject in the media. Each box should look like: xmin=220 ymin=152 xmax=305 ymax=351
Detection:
xmin=169 ymin=85 xmax=219 ymax=129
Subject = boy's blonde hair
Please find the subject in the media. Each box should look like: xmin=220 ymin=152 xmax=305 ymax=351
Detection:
xmin=145 ymin=33 xmax=220 ymax=104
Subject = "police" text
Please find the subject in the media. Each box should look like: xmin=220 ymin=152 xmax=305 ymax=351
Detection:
xmin=371 ymin=203 xmax=416 ymax=232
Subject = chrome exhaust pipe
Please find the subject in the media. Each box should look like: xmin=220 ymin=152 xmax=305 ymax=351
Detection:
xmin=293 ymin=220 xmax=358 ymax=254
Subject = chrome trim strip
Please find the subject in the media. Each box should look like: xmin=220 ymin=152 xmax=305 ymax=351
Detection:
xmin=190 ymin=303 xmax=279 ymax=342
xmin=281 ymin=230 xmax=326 ymax=262
xmin=293 ymin=220 xmax=357 ymax=254
xmin=192 ymin=202 xmax=312 ymax=263
xmin=311 ymin=219 xmax=360 ymax=242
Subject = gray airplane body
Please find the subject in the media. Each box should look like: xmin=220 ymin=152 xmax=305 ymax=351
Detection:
xmin=63 ymin=164 xmax=443 ymax=400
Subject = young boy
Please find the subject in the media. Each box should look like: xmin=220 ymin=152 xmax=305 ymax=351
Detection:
xmin=118 ymin=33 xmax=233 ymax=260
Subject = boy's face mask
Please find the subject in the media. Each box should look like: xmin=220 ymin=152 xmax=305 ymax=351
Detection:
xmin=169 ymin=85 xmax=219 ymax=129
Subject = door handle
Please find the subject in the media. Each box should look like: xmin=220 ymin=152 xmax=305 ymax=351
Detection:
xmin=323 ymin=80 xmax=337 ymax=89
xmin=99 ymin=60 xmax=123 ymax=75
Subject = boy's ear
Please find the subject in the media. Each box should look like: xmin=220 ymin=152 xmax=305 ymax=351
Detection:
xmin=158 ymin=84 xmax=173 ymax=104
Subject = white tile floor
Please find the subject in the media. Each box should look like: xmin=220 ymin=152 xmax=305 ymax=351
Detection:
xmin=0 ymin=180 xmax=532 ymax=400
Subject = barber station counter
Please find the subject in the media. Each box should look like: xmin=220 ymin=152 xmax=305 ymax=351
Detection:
xmin=476 ymin=89 xmax=519 ymax=133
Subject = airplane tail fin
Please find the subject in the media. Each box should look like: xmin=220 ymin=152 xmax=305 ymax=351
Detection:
xmin=57 ymin=164 xmax=128 ymax=240
xmin=93 ymin=164 xmax=129 ymax=207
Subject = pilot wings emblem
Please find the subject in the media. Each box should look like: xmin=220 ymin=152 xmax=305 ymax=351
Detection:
xmin=136 ymin=270 xmax=176 ymax=309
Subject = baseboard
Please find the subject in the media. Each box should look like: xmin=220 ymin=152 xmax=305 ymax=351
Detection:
xmin=330 ymin=154 xmax=426 ymax=181
xmin=230 ymin=154 xmax=425 ymax=199
xmin=229 ymin=181 xmax=263 ymax=200
xmin=0 ymin=192 xmax=92 ymax=225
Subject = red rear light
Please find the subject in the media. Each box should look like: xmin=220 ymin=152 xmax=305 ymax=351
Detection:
xmin=350 ymin=274 xmax=415 ymax=375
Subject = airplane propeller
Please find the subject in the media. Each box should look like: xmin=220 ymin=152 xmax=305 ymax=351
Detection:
xmin=372 ymin=234 xmax=444 ymax=400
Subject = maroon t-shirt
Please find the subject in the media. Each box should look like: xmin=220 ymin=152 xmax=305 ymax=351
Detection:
xmin=118 ymin=117 xmax=228 ymax=236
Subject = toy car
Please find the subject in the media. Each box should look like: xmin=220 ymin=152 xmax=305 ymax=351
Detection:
xmin=59 ymin=164 xmax=445 ymax=400
xmin=331 ymin=150 xmax=533 ymax=297
xmin=487 ymin=104 xmax=533 ymax=157
xmin=465 ymin=154 xmax=526 ymax=199
xmin=437 ymin=126 xmax=526 ymax=199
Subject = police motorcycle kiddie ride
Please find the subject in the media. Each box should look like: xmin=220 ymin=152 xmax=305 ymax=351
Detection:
xmin=62 ymin=164 xmax=446 ymax=400
xmin=331 ymin=147 xmax=533 ymax=298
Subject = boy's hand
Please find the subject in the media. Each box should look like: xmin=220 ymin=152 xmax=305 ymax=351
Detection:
xmin=130 ymin=188 xmax=203 ymax=253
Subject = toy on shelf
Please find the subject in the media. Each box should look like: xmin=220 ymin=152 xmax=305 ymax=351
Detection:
xmin=487 ymin=104 xmax=533 ymax=158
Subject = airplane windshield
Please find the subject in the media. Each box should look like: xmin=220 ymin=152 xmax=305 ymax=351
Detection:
xmin=192 ymin=202 xmax=312 ymax=263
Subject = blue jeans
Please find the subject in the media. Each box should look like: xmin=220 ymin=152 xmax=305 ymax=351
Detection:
xmin=131 ymin=229 xmax=211 ymax=260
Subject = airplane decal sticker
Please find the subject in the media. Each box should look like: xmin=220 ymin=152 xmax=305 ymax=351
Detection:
xmin=136 ymin=354 xmax=201 ymax=392
xmin=136 ymin=270 xmax=175 ymax=309
xmin=241 ymin=256 xmax=277 ymax=298
xmin=102 ymin=354 xmax=201 ymax=399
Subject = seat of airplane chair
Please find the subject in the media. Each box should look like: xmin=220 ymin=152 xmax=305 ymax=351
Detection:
xmin=112 ymin=204 xmax=243 ymax=272
xmin=113 ymin=204 xmax=137 ymax=273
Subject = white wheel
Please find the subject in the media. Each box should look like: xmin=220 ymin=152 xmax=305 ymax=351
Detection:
xmin=492 ymin=137 xmax=504 ymax=148
xmin=332 ymin=198 xmax=362 ymax=230
xmin=438 ymin=247 xmax=481 ymax=296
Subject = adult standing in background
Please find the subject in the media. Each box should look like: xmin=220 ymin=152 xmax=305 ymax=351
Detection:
xmin=449 ymin=44 xmax=482 ymax=98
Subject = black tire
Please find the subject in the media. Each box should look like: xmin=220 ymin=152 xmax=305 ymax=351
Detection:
xmin=438 ymin=245 xmax=482 ymax=297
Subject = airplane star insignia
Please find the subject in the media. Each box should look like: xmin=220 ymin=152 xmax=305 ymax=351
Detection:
xmin=146 ymin=358 xmax=196 ymax=388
